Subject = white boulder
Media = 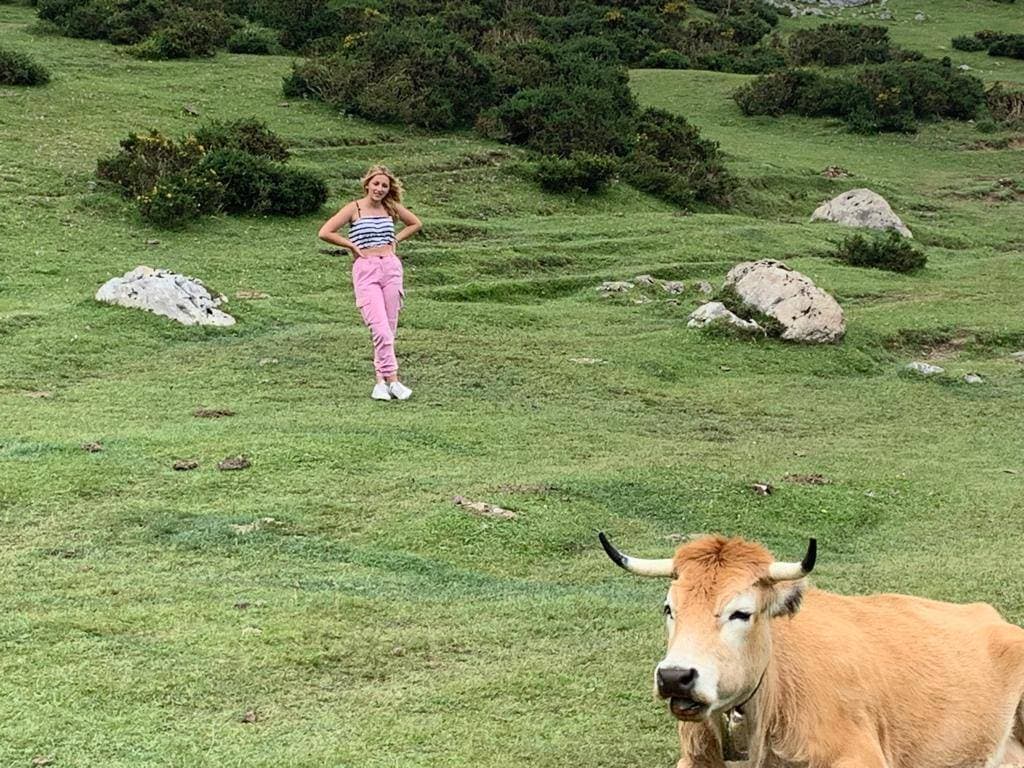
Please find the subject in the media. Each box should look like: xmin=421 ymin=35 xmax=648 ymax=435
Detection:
xmin=724 ymin=260 xmax=845 ymax=343
xmin=96 ymin=266 xmax=235 ymax=326
xmin=811 ymin=188 xmax=912 ymax=238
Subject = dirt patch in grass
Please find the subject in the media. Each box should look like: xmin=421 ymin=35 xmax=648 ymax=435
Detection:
xmin=960 ymin=135 xmax=1024 ymax=151
xmin=194 ymin=407 xmax=235 ymax=418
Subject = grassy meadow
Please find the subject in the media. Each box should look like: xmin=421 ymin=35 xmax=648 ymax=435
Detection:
xmin=2 ymin=0 xmax=1024 ymax=765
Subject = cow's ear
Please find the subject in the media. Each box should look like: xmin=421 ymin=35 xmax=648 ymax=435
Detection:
xmin=767 ymin=580 xmax=805 ymax=618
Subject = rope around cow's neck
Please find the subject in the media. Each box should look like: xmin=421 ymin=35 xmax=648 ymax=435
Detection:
xmin=722 ymin=666 xmax=767 ymax=762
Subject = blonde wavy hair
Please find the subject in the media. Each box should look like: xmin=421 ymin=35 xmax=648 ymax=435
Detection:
xmin=361 ymin=165 xmax=404 ymax=218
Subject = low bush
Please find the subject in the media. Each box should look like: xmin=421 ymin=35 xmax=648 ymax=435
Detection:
xmin=130 ymin=8 xmax=235 ymax=59
xmin=735 ymin=59 xmax=984 ymax=133
xmin=621 ymin=108 xmax=736 ymax=208
xmin=986 ymin=82 xmax=1024 ymax=124
xmin=639 ymin=49 xmax=692 ymax=69
xmin=695 ymin=46 xmax=786 ymax=74
xmin=988 ymin=34 xmax=1024 ymax=59
xmin=531 ymin=152 xmax=617 ymax=193
xmin=226 ymin=24 xmax=280 ymax=54
xmin=830 ymin=231 xmax=927 ymax=273
xmin=96 ymin=121 xmax=326 ymax=226
xmin=788 ymin=23 xmax=892 ymax=66
xmin=193 ymin=118 xmax=289 ymax=161
xmin=97 ymin=130 xmax=207 ymax=197
xmin=0 ymin=46 xmax=50 ymax=85
xmin=198 ymin=149 xmax=325 ymax=215
xmin=951 ymin=35 xmax=989 ymax=52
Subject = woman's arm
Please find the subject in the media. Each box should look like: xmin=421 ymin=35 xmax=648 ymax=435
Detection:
xmin=318 ymin=202 xmax=363 ymax=257
xmin=393 ymin=204 xmax=422 ymax=245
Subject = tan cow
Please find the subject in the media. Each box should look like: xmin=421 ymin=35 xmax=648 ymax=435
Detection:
xmin=599 ymin=532 xmax=1024 ymax=768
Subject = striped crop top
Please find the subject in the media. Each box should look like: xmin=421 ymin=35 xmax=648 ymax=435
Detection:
xmin=349 ymin=214 xmax=395 ymax=249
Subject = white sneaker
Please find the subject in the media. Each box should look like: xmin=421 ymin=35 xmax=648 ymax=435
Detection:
xmin=371 ymin=382 xmax=392 ymax=401
xmin=388 ymin=381 xmax=412 ymax=400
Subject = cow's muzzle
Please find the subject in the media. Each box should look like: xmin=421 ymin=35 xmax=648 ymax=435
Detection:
xmin=657 ymin=667 xmax=708 ymax=720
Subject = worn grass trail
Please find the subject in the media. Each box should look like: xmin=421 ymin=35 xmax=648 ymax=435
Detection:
xmin=2 ymin=1 xmax=1024 ymax=765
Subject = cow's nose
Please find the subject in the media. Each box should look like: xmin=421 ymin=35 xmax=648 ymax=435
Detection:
xmin=657 ymin=666 xmax=699 ymax=697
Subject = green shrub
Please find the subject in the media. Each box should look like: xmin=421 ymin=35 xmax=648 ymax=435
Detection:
xmin=830 ymin=231 xmax=926 ymax=273
xmin=733 ymin=68 xmax=827 ymax=116
xmin=198 ymin=149 xmax=326 ymax=215
xmin=106 ymin=0 xmax=171 ymax=45
xmin=988 ymin=34 xmax=1024 ymax=59
xmin=193 ymin=118 xmax=289 ymax=161
xmin=986 ymin=82 xmax=1024 ymax=125
xmin=695 ymin=46 xmax=786 ymax=74
xmin=621 ymin=108 xmax=736 ymax=208
xmin=531 ymin=152 xmax=617 ymax=193
xmin=0 ymin=46 xmax=51 ymax=85
xmin=137 ymin=170 xmax=224 ymax=227
xmin=788 ymin=24 xmax=892 ymax=66
xmin=639 ymin=49 xmax=692 ymax=69
xmin=226 ymin=24 xmax=279 ymax=54
xmin=97 ymin=130 xmax=207 ymax=197
xmin=130 ymin=8 xmax=234 ymax=59
xmin=951 ymin=35 xmax=989 ymax=52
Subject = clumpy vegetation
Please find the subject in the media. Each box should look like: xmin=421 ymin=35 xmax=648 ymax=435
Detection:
xmin=827 ymin=232 xmax=928 ymax=273
xmin=96 ymin=119 xmax=326 ymax=226
xmin=986 ymin=83 xmax=1024 ymax=125
xmin=786 ymin=23 xmax=902 ymax=66
xmin=734 ymin=58 xmax=985 ymax=133
xmin=285 ymin=6 xmax=735 ymax=208
xmin=0 ymin=46 xmax=50 ymax=85
xmin=953 ymin=31 xmax=1024 ymax=60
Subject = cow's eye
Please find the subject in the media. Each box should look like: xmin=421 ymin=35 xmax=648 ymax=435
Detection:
xmin=728 ymin=610 xmax=752 ymax=622
xmin=663 ymin=604 xmax=673 ymax=618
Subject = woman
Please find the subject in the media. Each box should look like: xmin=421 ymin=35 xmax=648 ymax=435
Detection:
xmin=318 ymin=166 xmax=422 ymax=401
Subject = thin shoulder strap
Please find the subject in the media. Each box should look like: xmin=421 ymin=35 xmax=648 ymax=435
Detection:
xmin=353 ymin=200 xmax=361 ymax=221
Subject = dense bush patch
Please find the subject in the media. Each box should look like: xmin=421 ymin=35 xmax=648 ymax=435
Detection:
xmin=787 ymin=23 xmax=893 ymax=66
xmin=0 ymin=46 xmax=50 ymax=85
xmin=96 ymin=120 xmax=325 ymax=227
xmin=951 ymin=31 xmax=1024 ymax=60
xmin=621 ymin=108 xmax=737 ymax=208
xmin=986 ymin=83 xmax=1024 ymax=125
xmin=829 ymin=231 xmax=927 ymax=273
xmin=530 ymin=152 xmax=617 ymax=194
xmin=734 ymin=58 xmax=985 ymax=133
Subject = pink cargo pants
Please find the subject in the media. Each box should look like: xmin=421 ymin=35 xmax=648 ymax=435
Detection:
xmin=351 ymin=250 xmax=404 ymax=379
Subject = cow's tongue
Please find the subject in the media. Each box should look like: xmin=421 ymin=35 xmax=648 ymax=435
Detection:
xmin=669 ymin=697 xmax=704 ymax=719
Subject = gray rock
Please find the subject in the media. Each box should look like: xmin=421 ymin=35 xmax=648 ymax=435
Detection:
xmin=687 ymin=302 xmax=763 ymax=333
xmin=913 ymin=11 xmax=925 ymax=20
xmin=906 ymin=361 xmax=944 ymax=376
xmin=811 ymin=188 xmax=912 ymax=238
xmin=662 ymin=281 xmax=685 ymax=294
xmin=724 ymin=260 xmax=845 ymax=343
xmin=634 ymin=274 xmax=657 ymax=286
xmin=696 ymin=280 xmax=714 ymax=295
xmin=1011 ymin=351 xmax=1024 ymax=363
xmin=879 ymin=10 xmax=893 ymax=19
xmin=96 ymin=266 xmax=235 ymax=326
xmin=963 ymin=373 xmax=984 ymax=384
xmin=598 ymin=281 xmax=634 ymax=294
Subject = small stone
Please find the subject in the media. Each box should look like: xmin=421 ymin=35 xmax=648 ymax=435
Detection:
xmin=906 ymin=361 xmax=944 ymax=376
xmin=235 ymin=290 xmax=269 ymax=300
xmin=82 ymin=441 xmax=103 ymax=453
xmin=569 ymin=357 xmax=606 ymax=365
xmin=963 ymin=373 xmax=984 ymax=384
xmin=958 ymin=64 xmax=971 ymax=71
xmin=913 ymin=11 xmax=925 ymax=20
xmin=634 ymin=274 xmax=657 ymax=286
xmin=278 ymin=102 xmax=290 ymax=107
xmin=696 ymin=281 xmax=714 ymax=295
xmin=632 ymin=296 xmax=651 ymax=305
xmin=662 ymin=281 xmax=685 ymax=294
xmin=687 ymin=302 xmax=763 ymax=333
xmin=218 ymin=456 xmax=251 ymax=471
xmin=1011 ymin=351 xmax=1024 ymax=363
xmin=241 ymin=627 xmax=262 ymax=636
xmin=598 ymin=281 xmax=634 ymax=294
xmin=241 ymin=708 xmax=259 ymax=723
xmin=145 ymin=239 xmax=160 ymax=246
xmin=24 ymin=390 xmax=52 ymax=398
xmin=821 ymin=165 xmax=852 ymax=179
xmin=183 ymin=103 xmax=201 ymax=116
xmin=258 ymin=358 xmax=279 ymax=366
xmin=32 ymin=757 xmax=55 ymax=767
xmin=879 ymin=9 xmax=892 ymax=19
xmin=452 ymin=495 xmax=516 ymax=520
xmin=751 ymin=483 xmax=773 ymax=496
xmin=173 ymin=459 xmax=199 ymax=471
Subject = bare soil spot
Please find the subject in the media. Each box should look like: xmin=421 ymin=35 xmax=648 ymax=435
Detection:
xmin=453 ymin=495 xmax=516 ymax=520
xmin=194 ymin=407 xmax=235 ymax=418
xmin=173 ymin=459 xmax=199 ymax=471
xmin=784 ymin=473 xmax=831 ymax=485
xmin=81 ymin=441 xmax=103 ymax=453
xmin=218 ymin=455 xmax=251 ymax=471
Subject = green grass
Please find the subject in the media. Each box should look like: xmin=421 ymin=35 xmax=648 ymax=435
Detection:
xmin=2 ymin=1 xmax=1024 ymax=766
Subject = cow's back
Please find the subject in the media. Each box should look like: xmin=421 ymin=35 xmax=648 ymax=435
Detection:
xmin=767 ymin=589 xmax=1024 ymax=768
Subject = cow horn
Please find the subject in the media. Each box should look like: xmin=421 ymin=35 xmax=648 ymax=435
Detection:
xmin=767 ymin=538 xmax=817 ymax=582
xmin=598 ymin=532 xmax=675 ymax=577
